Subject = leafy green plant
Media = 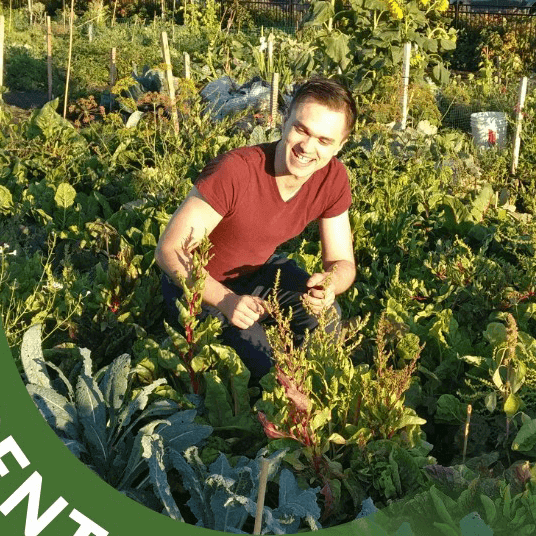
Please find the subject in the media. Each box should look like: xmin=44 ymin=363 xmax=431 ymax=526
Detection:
xmin=301 ymin=0 xmax=456 ymax=92
xmin=20 ymin=322 xmax=213 ymax=517
xmin=257 ymin=276 xmax=427 ymax=521
xmin=169 ymin=447 xmax=322 ymax=532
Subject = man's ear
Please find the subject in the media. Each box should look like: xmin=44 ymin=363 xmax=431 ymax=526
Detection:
xmin=335 ymin=139 xmax=347 ymax=156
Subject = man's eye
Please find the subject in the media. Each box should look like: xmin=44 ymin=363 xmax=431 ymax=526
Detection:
xmin=295 ymin=125 xmax=305 ymax=133
xmin=319 ymin=139 xmax=330 ymax=146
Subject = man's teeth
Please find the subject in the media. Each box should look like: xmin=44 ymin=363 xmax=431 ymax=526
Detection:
xmin=296 ymin=153 xmax=312 ymax=163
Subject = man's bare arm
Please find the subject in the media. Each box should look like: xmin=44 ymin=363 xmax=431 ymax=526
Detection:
xmin=155 ymin=187 xmax=264 ymax=329
xmin=305 ymin=211 xmax=356 ymax=312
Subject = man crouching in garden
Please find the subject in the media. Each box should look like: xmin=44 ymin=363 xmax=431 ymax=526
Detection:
xmin=155 ymin=77 xmax=357 ymax=384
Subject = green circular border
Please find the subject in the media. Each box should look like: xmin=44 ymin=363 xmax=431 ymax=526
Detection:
xmin=0 ymin=323 xmax=389 ymax=536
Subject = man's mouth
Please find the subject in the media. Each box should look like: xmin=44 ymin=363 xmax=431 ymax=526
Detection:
xmin=292 ymin=148 xmax=313 ymax=165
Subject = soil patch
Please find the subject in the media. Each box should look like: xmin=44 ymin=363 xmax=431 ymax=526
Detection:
xmin=2 ymin=90 xmax=50 ymax=123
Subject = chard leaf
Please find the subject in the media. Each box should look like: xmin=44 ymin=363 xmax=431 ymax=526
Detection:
xmin=145 ymin=435 xmax=184 ymax=521
xmin=27 ymin=384 xmax=79 ymax=440
xmin=429 ymin=486 xmax=456 ymax=528
xmin=204 ymin=371 xmax=234 ymax=427
xmin=76 ymin=373 xmax=108 ymax=472
xmin=484 ymin=323 xmax=507 ymax=347
xmin=436 ymin=394 xmax=468 ymax=424
xmin=512 ymin=418 xmax=536 ymax=451
xmin=480 ymin=494 xmax=497 ymax=525
xmin=21 ymin=324 xmax=52 ymax=389
xmin=212 ymin=344 xmax=251 ymax=416
xmin=55 ymin=183 xmax=76 ymax=209
xmin=393 ymin=412 xmax=427 ymax=431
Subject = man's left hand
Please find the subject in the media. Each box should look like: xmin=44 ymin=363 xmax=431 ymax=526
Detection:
xmin=305 ymin=272 xmax=335 ymax=314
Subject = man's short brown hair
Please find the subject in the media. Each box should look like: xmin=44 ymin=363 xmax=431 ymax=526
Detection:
xmin=286 ymin=77 xmax=357 ymax=138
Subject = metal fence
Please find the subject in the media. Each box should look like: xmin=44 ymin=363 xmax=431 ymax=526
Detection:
xmin=216 ymin=0 xmax=310 ymax=31
xmin=446 ymin=4 xmax=536 ymax=38
xmin=4 ymin=0 xmax=536 ymax=38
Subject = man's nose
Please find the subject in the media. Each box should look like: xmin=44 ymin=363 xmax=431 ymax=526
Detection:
xmin=300 ymin=135 xmax=315 ymax=152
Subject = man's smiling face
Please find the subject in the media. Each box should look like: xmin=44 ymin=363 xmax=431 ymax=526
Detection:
xmin=275 ymin=99 xmax=348 ymax=183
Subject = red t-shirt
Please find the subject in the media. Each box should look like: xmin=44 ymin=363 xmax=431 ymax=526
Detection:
xmin=195 ymin=142 xmax=352 ymax=283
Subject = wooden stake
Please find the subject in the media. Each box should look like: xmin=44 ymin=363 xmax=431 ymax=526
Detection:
xmin=0 ymin=16 xmax=4 ymax=102
xmin=328 ymin=0 xmax=334 ymax=32
xmin=269 ymin=72 xmax=279 ymax=128
xmin=161 ymin=31 xmax=179 ymax=132
xmin=400 ymin=42 xmax=411 ymax=130
xmin=63 ymin=0 xmax=75 ymax=119
xmin=161 ymin=0 xmax=166 ymax=21
xmin=47 ymin=16 xmax=52 ymax=101
xmin=511 ymin=76 xmax=528 ymax=176
xmin=462 ymin=404 xmax=472 ymax=464
xmin=267 ymin=32 xmax=274 ymax=74
xmin=109 ymin=47 xmax=117 ymax=88
xmin=27 ymin=0 xmax=32 ymax=25
xmin=9 ymin=0 xmax=12 ymax=32
xmin=253 ymin=458 xmax=270 ymax=535
xmin=88 ymin=22 xmax=93 ymax=43
xmin=112 ymin=0 xmax=118 ymax=27
xmin=184 ymin=51 xmax=190 ymax=79
xmin=172 ymin=0 xmax=176 ymax=40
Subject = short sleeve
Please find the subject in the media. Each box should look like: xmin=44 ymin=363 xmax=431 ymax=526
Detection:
xmin=319 ymin=160 xmax=352 ymax=219
xmin=194 ymin=151 xmax=247 ymax=217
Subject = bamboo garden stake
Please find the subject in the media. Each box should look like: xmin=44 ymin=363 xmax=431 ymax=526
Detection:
xmin=184 ymin=52 xmax=191 ymax=79
xmin=462 ymin=404 xmax=472 ymax=464
xmin=172 ymin=0 xmax=177 ymax=41
xmin=511 ymin=76 xmax=528 ymax=176
xmin=47 ymin=16 xmax=53 ymax=101
xmin=63 ymin=0 xmax=75 ymax=119
xmin=161 ymin=31 xmax=180 ymax=133
xmin=112 ymin=0 xmax=118 ymax=27
xmin=109 ymin=48 xmax=117 ymax=88
xmin=0 ymin=16 xmax=4 ymax=102
xmin=253 ymin=458 xmax=270 ymax=535
xmin=270 ymin=72 xmax=279 ymax=128
xmin=267 ymin=32 xmax=274 ymax=74
xmin=400 ymin=42 xmax=411 ymax=130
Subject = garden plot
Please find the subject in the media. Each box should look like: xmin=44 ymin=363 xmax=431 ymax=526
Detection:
xmin=1 ymin=1 xmax=536 ymax=534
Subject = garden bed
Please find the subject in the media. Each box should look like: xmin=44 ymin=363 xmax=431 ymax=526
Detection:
xmin=2 ymin=2 xmax=536 ymax=535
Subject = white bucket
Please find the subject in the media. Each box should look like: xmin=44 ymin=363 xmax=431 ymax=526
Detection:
xmin=470 ymin=111 xmax=508 ymax=149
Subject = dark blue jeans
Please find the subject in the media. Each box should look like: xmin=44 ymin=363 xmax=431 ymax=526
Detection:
xmin=161 ymin=255 xmax=340 ymax=381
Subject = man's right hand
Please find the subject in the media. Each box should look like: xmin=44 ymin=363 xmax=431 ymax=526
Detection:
xmin=219 ymin=294 xmax=266 ymax=329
